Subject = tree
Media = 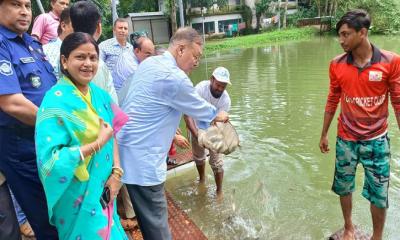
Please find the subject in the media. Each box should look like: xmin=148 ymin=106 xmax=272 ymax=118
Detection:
xmin=295 ymin=0 xmax=400 ymax=34
xmin=341 ymin=0 xmax=400 ymax=34
xmin=215 ymin=0 xmax=228 ymax=7
xmin=170 ymin=0 xmax=178 ymax=34
xmin=314 ymin=0 xmax=321 ymax=16
xmin=283 ymin=0 xmax=288 ymax=28
xmin=117 ymin=0 xmax=158 ymax=18
xmin=242 ymin=4 xmax=253 ymax=30
xmin=255 ymin=0 xmax=271 ymax=31
xmin=189 ymin=0 xmax=213 ymax=8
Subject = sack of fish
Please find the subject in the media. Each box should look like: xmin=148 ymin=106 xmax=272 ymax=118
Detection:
xmin=198 ymin=122 xmax=240 ymax=155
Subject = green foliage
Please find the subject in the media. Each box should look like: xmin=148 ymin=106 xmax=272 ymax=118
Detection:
xmin=341 ymin=0 xmax=400 ymax=34
xmin=255 ymin=0 xmax=271 ymax=15
xmin=286 ymin=6 xmax=318 ymax=27
xmin=189 ymin=0 xmax=213 ymax=8
xmin=99 ymin=24 xmax=113 ymax=42
xmin=163 ymin=0 xmax=172 ymax=16
xmin=90 ymin=0 xmax=113 ymax=40
xmin=241 ymin=4 xmax=253 ymax=29
xmin=255 ymin=0 xmax=272 ymax=31
xmin=239 ymin=27 xmax=256 ymax=36
xmin=117 ymin=0 xmax=158 ymax=18
xmin=293 ymin=0 xmax=400 ymax=34
xmin=204 ymin=27 xmax=317 ymax=53
xmin=32 ymin=0 xmax=48 ymax=17
xmin=215 ymin=0 xmax=228 ymax=7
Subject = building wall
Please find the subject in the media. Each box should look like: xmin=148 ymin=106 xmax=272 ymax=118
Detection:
xmin=190 ymin=13 xmax=242 ymax=25
xmin=158 ymin=0 xmax=165 ymax=12
xmin=125 ymin=15 xmax=171 ymax=44
xmin=190 ymin=13 xmax=242 ymax=33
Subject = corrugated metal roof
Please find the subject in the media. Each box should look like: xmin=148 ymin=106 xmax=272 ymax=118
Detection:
xmin=126 ymin=11 xmax=165 ymax=18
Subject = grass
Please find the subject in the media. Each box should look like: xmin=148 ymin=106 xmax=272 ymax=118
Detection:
xmin=204 ymin=27 xmax=318 ymax=54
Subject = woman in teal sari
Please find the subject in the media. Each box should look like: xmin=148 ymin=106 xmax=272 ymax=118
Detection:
xmin=36 ymin=32 xmax=128 ymax=240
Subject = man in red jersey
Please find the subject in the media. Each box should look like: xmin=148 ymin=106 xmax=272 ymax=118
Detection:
xmin=319 ymin=9 xmax=400 ymax=240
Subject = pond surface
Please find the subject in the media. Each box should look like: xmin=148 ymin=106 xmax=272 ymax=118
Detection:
xmin=166 ymin=36 xmax=400 ymax=239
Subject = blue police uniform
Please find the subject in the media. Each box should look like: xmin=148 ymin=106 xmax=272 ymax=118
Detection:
xmin=0 ymin=25 xmax=58 ymax=239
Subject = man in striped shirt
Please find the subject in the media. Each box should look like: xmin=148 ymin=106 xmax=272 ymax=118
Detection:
xmin=319 ymin=10 xmax=400 ymax=240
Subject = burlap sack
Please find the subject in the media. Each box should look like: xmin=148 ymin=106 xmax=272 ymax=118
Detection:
xmin=198 ymin=122 xmax=240 ymax=155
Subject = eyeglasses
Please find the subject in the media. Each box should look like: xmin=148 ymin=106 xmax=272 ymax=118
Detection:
xmin=193 ymin=52 xmax=201 ymax=65
xmin=189 ymin=47 xmax=202 ymax=65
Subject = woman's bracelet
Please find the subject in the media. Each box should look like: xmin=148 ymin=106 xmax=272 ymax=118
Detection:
xmin=78 ymin=148 xmax=85 ymax=162
xmin=95 ymin=139 xmax=102 ymax=152
xmin=112 ymin=170 xmax=123 ymax=179
xmin=111 ymin=173 xmax=121 ymax=182
xmin=112 ymin=166 xmax=124 ymax=178
xmin=89 ymin=144 xmax=97 ymax=155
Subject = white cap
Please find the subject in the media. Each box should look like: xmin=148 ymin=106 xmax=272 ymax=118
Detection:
xmin=212 ymin=67 xmax=231 ymax=85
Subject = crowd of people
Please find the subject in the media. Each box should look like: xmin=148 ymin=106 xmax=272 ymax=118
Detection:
xmin=0 ymin=0 xmax=230 ymax=239
xmin=0 ymin=0 xmax=399 ymax=239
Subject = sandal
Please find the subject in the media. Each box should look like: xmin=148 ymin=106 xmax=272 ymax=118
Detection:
xmin=120 ymin=218 xmax=137 ymax=230
xmin=20 ymin=221 xmax=35 ymax=238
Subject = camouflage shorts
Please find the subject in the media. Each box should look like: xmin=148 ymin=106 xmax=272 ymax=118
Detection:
xmin=332 ymin=135 xmax=391 ymax=208
xmin=191 ymin=135 xmax=224 ymax=173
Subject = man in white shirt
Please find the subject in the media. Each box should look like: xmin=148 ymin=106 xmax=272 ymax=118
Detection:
xmin=113 ymin=35 xmax=155 ymax=97
xmin=99 ymin=18 xmax=132 ymax=71
xmin=118 ymin=28 xmax=228 ymax=239
xmin=184 ymin=67 xmax=231 ymax=196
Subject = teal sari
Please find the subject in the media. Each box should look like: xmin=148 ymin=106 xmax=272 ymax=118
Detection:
xmin=36 ymin=77 xmax=127 ymax=240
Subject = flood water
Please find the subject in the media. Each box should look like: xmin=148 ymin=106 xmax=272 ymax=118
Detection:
xmin=166 ymin=36 xmax=400 ymax=239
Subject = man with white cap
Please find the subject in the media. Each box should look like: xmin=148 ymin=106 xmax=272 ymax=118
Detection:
xmin=184 ymin=66 xmax=231 ymax=196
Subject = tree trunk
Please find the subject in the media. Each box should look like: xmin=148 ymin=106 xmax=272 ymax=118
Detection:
xmin=316 ymin=0 xmax=321 ymax=17
xmin=256 ymin=13 xmax=261 ymax=32
xmin=333 ymin=0 xmax=338 ymax=16
xmin=328 ymin=0 xmax=333 ymax=16
xmin=170 ymin=0 xmax=178 ymax=34
xmin=323 ymin=0 xmax=328 ymax=16
xmin=283 ymin=0 xmax=288 ymax=29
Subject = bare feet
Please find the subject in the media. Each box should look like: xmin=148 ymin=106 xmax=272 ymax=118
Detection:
xmin=370 ymin=234 xmax=383 ymax=240
xmin=198 ymin=177 xmax=205 ymax=184
xmin=196 ymin=181 xmax=207 ymax=195
xmin=216 ymin=190 xmax=224 ymax=203
xmin=342 ymin=225 xmax=355 ymax=240
xmin=120 ymin=218 xmax=137 ymax=231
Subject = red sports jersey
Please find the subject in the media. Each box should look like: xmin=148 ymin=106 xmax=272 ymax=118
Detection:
xmin=325 ymin=45 xmax=400 ymax=141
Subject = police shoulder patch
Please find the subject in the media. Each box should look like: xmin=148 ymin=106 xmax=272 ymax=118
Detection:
xmin=0 ymin=60 xmax=13 ymax=76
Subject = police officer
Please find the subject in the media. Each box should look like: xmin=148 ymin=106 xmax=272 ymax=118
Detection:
xmin=0 ymin=0 xmax=59 ymax=238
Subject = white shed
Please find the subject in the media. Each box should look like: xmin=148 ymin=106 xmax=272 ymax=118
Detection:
xmin=125 ymin=12 xmax=171 ymax=44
